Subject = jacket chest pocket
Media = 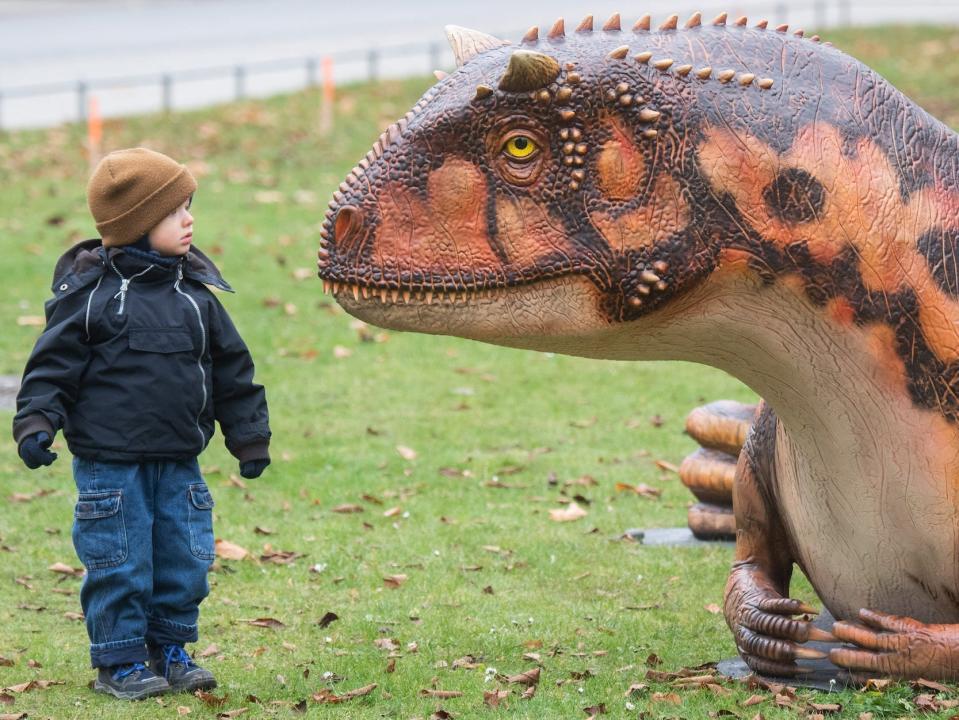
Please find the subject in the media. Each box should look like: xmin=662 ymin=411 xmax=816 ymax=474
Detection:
xmin=128 ymin=328 xmax=195 ymax=354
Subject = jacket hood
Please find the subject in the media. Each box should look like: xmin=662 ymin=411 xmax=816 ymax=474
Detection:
xmin=51 ymin=238 xmax=234 ymax=294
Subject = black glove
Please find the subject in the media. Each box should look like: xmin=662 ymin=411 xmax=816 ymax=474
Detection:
xmin=239 ymin=457 xmax=270 ymax=479
xmin=18 ymin=432 xmax=58 ymax=469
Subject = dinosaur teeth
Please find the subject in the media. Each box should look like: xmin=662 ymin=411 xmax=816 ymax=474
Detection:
xmin=323 ymin=280 xmax=331 ymax=294
xmin=633 ymin=14 xmax=651 ymax=32
xmin=362 ymin=286 xmax=370 ymax=299
xmin=353 ymin=286 xmax=360 ymax=301
xmin=403 ymin=290 xmax=411 ymax=303
xmin=425 ymin=290 xmax=434 ymax=304
xmin=380 ymin=289 xmax=387 ymax=303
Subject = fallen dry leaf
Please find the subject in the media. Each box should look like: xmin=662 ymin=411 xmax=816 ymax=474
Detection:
xmin=332 ymin=345 xmax=352 ymax=358
xmin=177 ymin=707 xmax=191 ymax=716
xmin=48 ymin=561 xmax=84 ymax=577
xmin=396 ymin=445 xmax=417 ymax=461
xmin=373 ymin=638 xmax=399 ymax=651
xmin=654 ymin=460 xmax=680 ymax=473
xmin=506 ymin=668 xmax=540 ymax=686
xmin=198 ymin=644 xmax=220 ymax=658
xmin=214 ymin=540 xmax=250 ymax=561
xmin=332 ymin=504 xmax=364 ymax=514
xmin=419 ymin=689 xmax=463 ymax=699
xmin=549 ymin=503 xmax=588 ymax=523
xmin=704 ymin=603 xmax=722 ymax=614
xmin=311 ymin=683 xmax=376 ymax=704
xmin=216 ymin=710 xmax=248 ymax=719
xmin=243 ymin=617 xmax=285 ymax=630
xmin=317 ymin=612 xmax=339 ymax=628
xmin=483 ymin=689 xmax=509 ymax=708
xmin=383 ymin=574 xmax=408 ymax=589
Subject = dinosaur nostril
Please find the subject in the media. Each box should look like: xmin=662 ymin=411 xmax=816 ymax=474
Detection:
xmin=334 ymin=206 xmax=363 ymax=247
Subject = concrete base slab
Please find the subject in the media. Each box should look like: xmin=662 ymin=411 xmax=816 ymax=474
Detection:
xmin=624 ymin=526 xmax=734 ymax=548
xmin=717 ymin=610 xmax=858 ymax=691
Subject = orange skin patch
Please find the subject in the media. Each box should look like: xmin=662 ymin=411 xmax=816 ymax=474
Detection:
xmin=494 ymin=192 xmax=577 ymax=267
xmin=595 ymin=118 xmax=648 ymax=202
xmin=375 ymin=159 xmax=501 ymax=279
xmin=698 ymin=122 xmax=959 ymax=365
xmin=590 ymin=174 xmax=690 ymax=253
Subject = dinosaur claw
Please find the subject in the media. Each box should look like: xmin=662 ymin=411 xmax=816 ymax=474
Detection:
xmin=794 ymin=646 xmax=829 ymax=660
xmin=807 ymin=626 xmax=837 ymax=643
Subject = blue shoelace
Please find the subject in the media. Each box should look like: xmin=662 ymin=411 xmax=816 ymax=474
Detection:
xmin=113 ymin=662 xmax=147 ymax=680
xmin=162 ymin=645 xmax=195 ymax=678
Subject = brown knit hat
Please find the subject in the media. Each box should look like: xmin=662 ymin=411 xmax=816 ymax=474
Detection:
xmin=87 ymin=148 xmax=197 ymax=247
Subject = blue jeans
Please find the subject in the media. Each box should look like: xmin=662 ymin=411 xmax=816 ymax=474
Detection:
xmin=71 ymin=457 xmax=215 ymax=668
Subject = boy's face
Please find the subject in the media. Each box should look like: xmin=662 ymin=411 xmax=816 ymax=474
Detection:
xmin=148 ymin=196 xmax=194 ymax=256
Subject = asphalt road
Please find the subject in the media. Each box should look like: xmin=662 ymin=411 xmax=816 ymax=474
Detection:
xmin=1 ymin=0 xmax=958 ymax=128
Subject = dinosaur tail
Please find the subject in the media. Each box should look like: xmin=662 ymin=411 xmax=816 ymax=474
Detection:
xmin=680 ymin=401 xmax=759 ymax=540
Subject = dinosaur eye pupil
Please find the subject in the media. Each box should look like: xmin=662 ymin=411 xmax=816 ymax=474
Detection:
xmin=514 ymin=138 xmax=528 ymax=150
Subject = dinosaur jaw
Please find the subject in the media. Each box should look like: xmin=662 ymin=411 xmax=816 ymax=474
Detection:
xmin=326 ymin=274 xmax=612 ymax=348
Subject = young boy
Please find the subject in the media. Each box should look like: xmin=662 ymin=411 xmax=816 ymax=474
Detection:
xmin=12 ymin=147 xmax=271 ymax=700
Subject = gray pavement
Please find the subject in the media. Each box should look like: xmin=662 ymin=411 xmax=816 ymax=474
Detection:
xmin=2 ymin=0 xmax=959 ymax=129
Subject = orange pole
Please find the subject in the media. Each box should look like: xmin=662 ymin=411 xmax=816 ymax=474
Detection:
xmin=319 ymin=56 xmax=335 ymax=137
xmin=87 ymin=95 xmax=103 ymax=168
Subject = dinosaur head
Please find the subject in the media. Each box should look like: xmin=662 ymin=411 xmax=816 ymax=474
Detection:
xmin=319 ymin=14 xmax=782 ymax=349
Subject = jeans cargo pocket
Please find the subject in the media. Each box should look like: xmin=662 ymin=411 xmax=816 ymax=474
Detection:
xmin=72 ymin=490 xmax=127 ymax=570
xmin=188 ymin=484 xmax=215 ymax=561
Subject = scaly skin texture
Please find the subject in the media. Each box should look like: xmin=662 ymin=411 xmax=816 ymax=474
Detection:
xmin=319 ymin=13 xmax=959 ymax=679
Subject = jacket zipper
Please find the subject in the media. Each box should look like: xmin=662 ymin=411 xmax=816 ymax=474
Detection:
xmin=110 ymin=262 xmax=154 ymax=314
xmin=174 ymin=265 xmax=208 ymax=447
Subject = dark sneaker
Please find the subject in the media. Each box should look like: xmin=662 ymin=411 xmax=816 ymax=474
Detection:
xmin=94 ymin=662 xmax=170 ymax=700
xmin=149 ymin=644 xmax=217 ymax=692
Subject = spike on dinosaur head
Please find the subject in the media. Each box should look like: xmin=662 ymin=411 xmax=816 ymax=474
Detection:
xmin=498 ymin=50 xmax=561 ymax=92
xmin=445 ymin=25 xmax=510 ymax=66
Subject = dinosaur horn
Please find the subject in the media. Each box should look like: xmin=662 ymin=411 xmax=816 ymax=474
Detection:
xmin=445 ymin=25 xmax=510 ymax=66
xmin=498 ymin=50 xmax=561 ymax=92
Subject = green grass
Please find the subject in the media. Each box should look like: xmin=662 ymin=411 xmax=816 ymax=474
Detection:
xmin=2 ymin=25 xmax=959 ymax=720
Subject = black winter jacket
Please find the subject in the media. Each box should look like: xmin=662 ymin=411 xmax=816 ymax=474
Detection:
xmin=13 ymin=239 xmax=270 ymax=463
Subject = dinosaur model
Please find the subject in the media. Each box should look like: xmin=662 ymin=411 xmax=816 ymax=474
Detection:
xmin=317 ymin=11 xmax=959 ymax=680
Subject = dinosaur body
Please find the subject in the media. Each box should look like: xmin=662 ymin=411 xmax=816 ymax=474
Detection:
xmin=318 ymin=12 xmax=959 ymax=678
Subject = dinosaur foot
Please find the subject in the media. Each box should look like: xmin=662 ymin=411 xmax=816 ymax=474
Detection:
xmin=830 ymin=608 xmax=959 ymax=680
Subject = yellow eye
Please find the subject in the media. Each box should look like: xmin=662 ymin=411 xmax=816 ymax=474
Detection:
xmin=503 ymin=135 xmax=537 ymax=160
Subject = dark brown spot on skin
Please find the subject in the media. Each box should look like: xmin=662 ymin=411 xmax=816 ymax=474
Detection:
xmin=763 ymin=168 xmax=826 ymax=224
xmin=918 ymin=227 xmax=959 ymax=297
